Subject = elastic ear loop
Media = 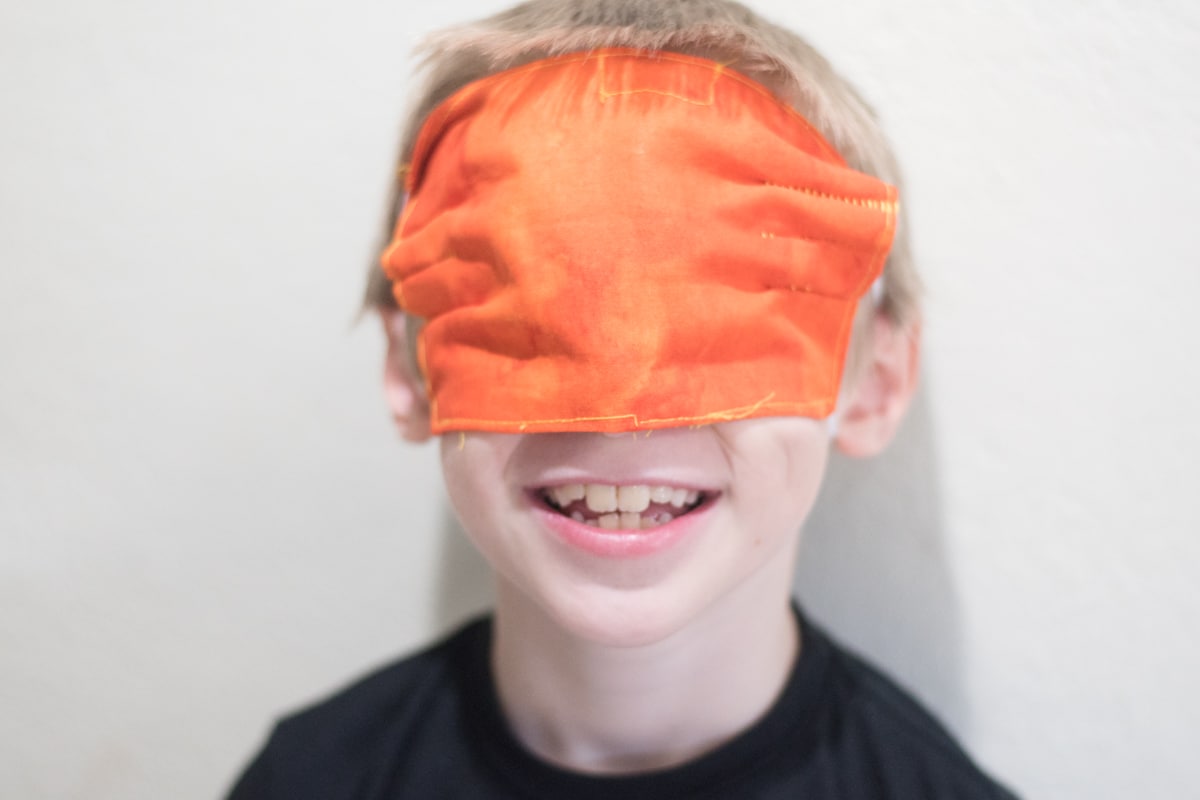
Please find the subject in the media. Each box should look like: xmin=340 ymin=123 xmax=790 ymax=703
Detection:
xmin=826 ymin=276 xmax=885 ymax=440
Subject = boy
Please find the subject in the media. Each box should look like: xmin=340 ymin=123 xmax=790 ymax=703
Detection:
xmin=228 ymin=0 xmax=1017 ymax=797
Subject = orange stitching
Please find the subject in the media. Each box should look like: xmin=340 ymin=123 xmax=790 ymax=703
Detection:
xmin=772 ymin=282 xmax=824 ymax=296
xmin=761 ymin=231 xmax=875 ymax=251
xmin=597 ymin=51 xmax=720 ymax=106
xmin=762 ymin=181 xmax=899 ymax=213
xmin=406 ymin=48 xmax=852 ymax=183
xmin=599 ymin=87 xmax=716 ymax=105
xmin=824 ymin=182 xmax=897 ymax=401
xmin=431 ymin=394 xmax=840 ymax=433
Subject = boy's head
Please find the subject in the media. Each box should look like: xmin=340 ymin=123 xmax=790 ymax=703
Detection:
xmin=366 ymin=0 xmax=919 ymax=447
xmin=366 ymin=0 xmax=920 ymax=641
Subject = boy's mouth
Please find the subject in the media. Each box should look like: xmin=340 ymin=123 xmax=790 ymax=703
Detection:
xmin=537 ymin=483 xmax=708 ymax=530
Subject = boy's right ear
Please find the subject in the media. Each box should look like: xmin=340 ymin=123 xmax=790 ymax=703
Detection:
xmin=380 ymin=308 xmax=432 ymax=442
xmin=831 ymin=312 xmax=920 ymax=458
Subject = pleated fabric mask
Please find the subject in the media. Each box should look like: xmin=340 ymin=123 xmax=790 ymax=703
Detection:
xmin=381 ymin=48 xmax=898 ymax=434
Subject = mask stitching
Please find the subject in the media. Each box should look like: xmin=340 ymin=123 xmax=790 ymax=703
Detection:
xmin=402 ymin=48 xmax=851 ymax=193
xmin=431 ymin=395 xmax=842 ymax=434
xmin=762 ymin=180 xmax=898 ymax=212
xmin=596 ymin=51 xmax=721 ymax=106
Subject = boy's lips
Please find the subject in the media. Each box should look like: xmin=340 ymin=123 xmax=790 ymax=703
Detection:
xmin=508 ymin=429 xmax=729 ymax=555
xmin=534 ymin=482 xmax=709 ymax=530
xmin=526 ymin=481 xmax=718 ymax=558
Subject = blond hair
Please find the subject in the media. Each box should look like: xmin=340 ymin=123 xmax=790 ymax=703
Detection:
xmin=363 ymin=0 xmax=919 ymax=327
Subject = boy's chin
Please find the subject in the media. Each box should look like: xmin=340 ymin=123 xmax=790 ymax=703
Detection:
xmin=524 ymin=580 xmax=723 ymax=649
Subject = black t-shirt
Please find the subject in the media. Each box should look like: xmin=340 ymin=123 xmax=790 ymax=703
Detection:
xmin=227 ymin=608 xmax=1018 ymax=799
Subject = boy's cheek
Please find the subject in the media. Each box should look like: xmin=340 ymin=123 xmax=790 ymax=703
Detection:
xmin=715 ymin=418 xmax=831 ymax=482
xmin=439 ymin=432 xmax=519 ymax=496
xmin=713 ymin=419 xmax=832 ymax=526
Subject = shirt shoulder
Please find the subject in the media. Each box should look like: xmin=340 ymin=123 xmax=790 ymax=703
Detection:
xmin=813 ymin=622 xmax=1019 ymax=799
xmin=225 ymin=616 xmax=488 ymax=800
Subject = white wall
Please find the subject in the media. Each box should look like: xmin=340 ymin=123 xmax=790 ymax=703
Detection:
xmin=2 ymin=1 xmax=1196 ymax=797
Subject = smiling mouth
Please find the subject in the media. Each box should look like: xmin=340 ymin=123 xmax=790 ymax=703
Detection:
xmin=537 ymin=483 xmax=709 ymax=530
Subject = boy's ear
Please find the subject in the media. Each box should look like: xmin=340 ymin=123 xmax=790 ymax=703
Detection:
xmin=833 ymin=313 xmax=921 ymax=458
xmin=380 ymin=308 xmax=432 ymax=442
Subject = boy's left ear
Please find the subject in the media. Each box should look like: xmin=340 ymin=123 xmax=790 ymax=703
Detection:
xmin=833 ymin=313 xmax=921 ymax=458
xmin=380 ymin=307 xmax=432 ymax=443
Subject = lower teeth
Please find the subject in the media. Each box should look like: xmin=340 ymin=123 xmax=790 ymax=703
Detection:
xmin=548 ymin=490 xmax=700 ymax=530
xmin=568 ymin=510 xmax=676 ymax=530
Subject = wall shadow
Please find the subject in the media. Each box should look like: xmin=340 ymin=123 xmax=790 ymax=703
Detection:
xmin=794 ymin=383 xmax=967 ymax=735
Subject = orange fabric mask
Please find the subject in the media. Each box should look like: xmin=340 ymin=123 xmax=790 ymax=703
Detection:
xmin=381 ymin=49 xmax=898 ymax=434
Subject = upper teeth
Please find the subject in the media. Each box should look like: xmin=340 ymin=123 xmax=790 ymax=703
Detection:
xmin=550 ymin=483 xmax=700 ymax=514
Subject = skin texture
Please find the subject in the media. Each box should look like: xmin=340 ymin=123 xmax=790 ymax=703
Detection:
xmin=440 ymin=420 xmax=826 ymax=648
xmin=380 ymin=307 xmax=918 ymax=772
xmin=441 ymin=420 xmax=821 ymax=772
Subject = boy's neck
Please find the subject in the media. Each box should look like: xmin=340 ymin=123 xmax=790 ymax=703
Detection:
xmin=489 ymin=560 xmax=800 ymax=775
